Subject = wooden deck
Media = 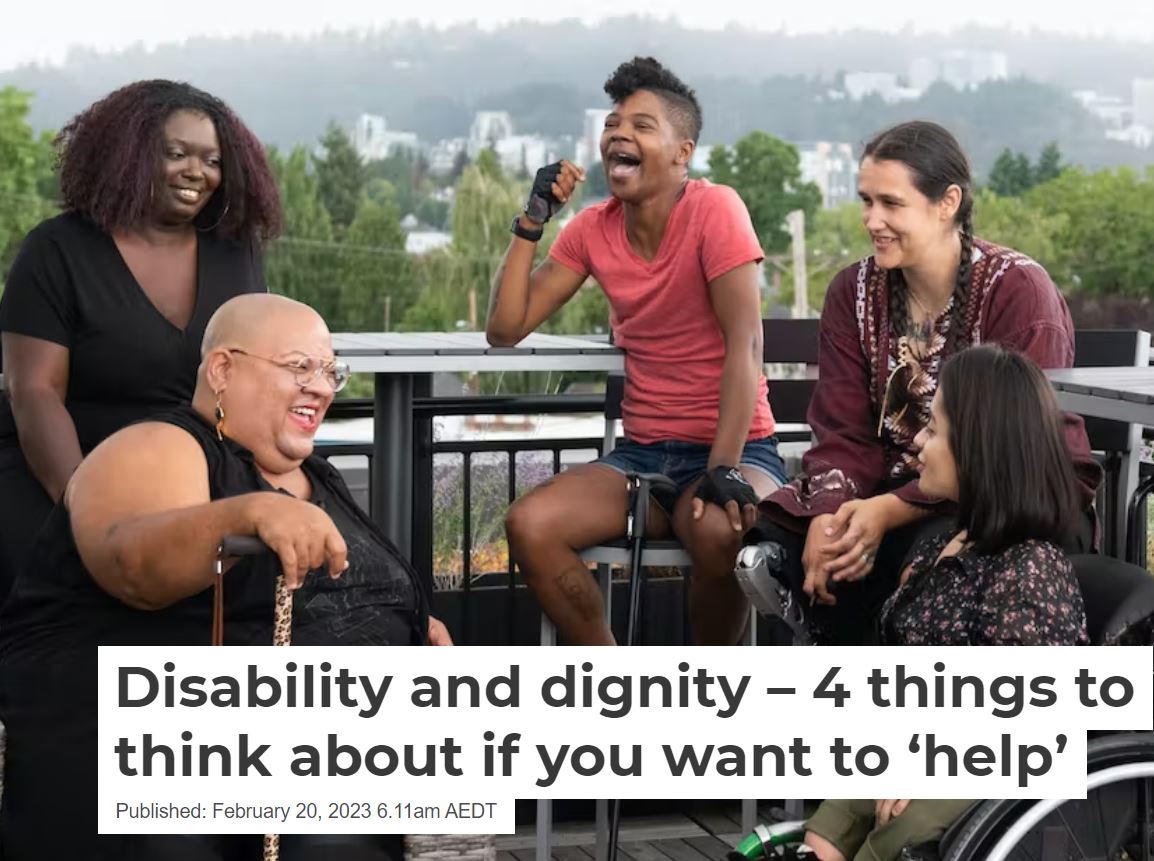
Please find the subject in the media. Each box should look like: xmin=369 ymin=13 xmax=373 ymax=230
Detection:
xmin=496 ymin=803 xmax=811 ymax=861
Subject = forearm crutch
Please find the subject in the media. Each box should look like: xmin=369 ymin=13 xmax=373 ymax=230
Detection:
xmin=607 ymin=473 xmax=678 ymax=861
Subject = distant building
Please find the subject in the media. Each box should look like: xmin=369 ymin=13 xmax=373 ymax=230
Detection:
xmin=351 ymin=114 xmax=419 ymax=162
xmin=580 ymin=108 xmax=611 ymax=165
xmin=940 ymin=50 xmax=1008 ymax=91
xmin=493 ymin=135 xmax=554 ymax=176
xmin=1072 ymin=90 xmax=1134 ymax=130
xmin=468 ymin=111 xmax=515 ymax=156
xmin=1106 ymin=124 xmax=1153 ymax=149
xmin=844 ymin=72 xmax=899 ymax=101
xmin=404 ymin=230 xmax=453 ymax=255
xmin=843 ymin=72 xmax=918 ymax=103
xmin=908 ymin=56 xmax=939 ymax=93
xmin=798 ymin=141 xmax=857 ymax=209
xmin=908 ymin=50 xmax=1008 ymax=93
xmin=1133 ymin=79 xmax=1154 ymax=130
xmin=428 ymin=138 xmax=467 ymax=176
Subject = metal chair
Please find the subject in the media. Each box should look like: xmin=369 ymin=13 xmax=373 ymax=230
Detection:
xmin=1072 ymin=328 xmax=1151 ymax=558
xmin=535 ymin=320 xmax=822 ymax=861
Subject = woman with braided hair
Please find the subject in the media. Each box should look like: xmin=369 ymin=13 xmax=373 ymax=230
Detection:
xmin=754 ymin=121 xmax=1100 ymax=645
xmin=0 ymin=80 xmax=280 ymax=600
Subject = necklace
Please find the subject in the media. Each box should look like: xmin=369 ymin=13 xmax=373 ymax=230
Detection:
xmin=908 ymin=289 xmax=945 ymax=321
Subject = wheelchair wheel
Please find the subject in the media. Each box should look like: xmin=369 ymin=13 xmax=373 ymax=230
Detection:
xmin=944 ymin=732 xmax=1154 ymax=861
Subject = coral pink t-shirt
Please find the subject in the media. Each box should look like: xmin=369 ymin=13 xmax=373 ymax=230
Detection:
xmin=550 ymin=179 xmax=775 ymax=445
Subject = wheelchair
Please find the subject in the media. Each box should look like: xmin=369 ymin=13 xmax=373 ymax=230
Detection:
xmin=729 ymin=546 xmax=1154 ymax=861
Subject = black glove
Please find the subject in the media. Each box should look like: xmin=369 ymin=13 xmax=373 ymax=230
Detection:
xmin=695 ymin=465 xmax=759 ymax=510
xmin=524 ymin=162 xmax=565 ymax=224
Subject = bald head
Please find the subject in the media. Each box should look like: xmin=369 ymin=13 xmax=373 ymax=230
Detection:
xmin=202 ymin=294 xmax=327 ymax=359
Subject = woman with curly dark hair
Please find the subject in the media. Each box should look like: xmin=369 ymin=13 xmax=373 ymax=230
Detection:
xmin=0 ymin=79 xmax=280 ymax=597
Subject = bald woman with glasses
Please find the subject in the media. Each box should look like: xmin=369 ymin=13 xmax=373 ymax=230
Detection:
xmin=0 ymin=294 xmax=449 ymax=861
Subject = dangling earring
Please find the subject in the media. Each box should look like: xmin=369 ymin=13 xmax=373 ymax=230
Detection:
xmin=214 ymin=391 xmax=227 ymax=441
xmin=198 ymin=201 xmax=231 ymax=233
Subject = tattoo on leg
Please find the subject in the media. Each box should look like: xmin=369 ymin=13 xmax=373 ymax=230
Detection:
xmin=556 ymin=565 xmax=601 ymax=620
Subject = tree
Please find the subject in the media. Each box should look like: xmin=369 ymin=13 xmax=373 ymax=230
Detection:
xmin=581 ymin=161 xmax=611 ymax=203
xmin=708 ymin=131 xmax=821 ymax=254
xmin=475 ymin=148 xmax=504 ymax=182
xmin=267 ymin=145 xmax=333 ymax=242
xmin=972 ymin=188 xmax=1070 ymax=280
xmin=415 ymin=196 xmax=450 ymax=230
xmin=313 ymin=123 xmax=365 ymax=232
xmin=400 ymin=162 xmax=522 ymax=335
xmin=988 ymin=148 xmax=1034 ymax=197
xmin=337 ymin=199 xmax=415 ymax=331
xmin=988 ymin=143 xmax=1064 ymax=197
xmin=448 ymin=149 xmax=470 ymax=183
xmin=364 ymin=149 xmax=434 ymax=218
xmin=0 ymin=88 xmax=56 ymax=283
xmin=264 ymin=144 xmax=344 ymax=323
xmin=787 ymin=202 xmax=874 ymax=310
xmin=1034 ymin=142 xmax=1063 ymax=186
xmin=1025 ymin=166 xmax=1154 ymax=297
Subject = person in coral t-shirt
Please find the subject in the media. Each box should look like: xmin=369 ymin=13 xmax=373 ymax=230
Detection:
xmin=486 ymin=57 xmax=785 ymax=646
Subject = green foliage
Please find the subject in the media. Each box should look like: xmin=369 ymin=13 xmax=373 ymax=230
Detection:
xmin=581 ymin=161 xmax=611 ymax=203
xmin=415 ymin=197 xmax=450 ymax=230
xmin=474 ymin=149 xmax=504 ymax=182
xmin=313 ymin=123 xmax=365 ymax=232
xmin=364 ymin=148 xmax=447 ymax=221
xmin=709 ymin=132 xmax=821 ymax=254
xmin=267 ymin=145 xmax=333 ymax=241
xmin=987 ymin=142 xmax=1065 ymax=196
xmin=0 ymin=87 xmax=56 ymax=282
xmin=804 ymin=164 xmax=1154 ymax=308
xmin=988 ymin=149 xmax=1035 ymax=197
xmin=787 ymin=202 xmax=873 ymax=310
xmin=338 ymin=200 xmax=414 ymax=329
xmin=448 ymin=149 xmax=470 ymax=183
xmin=1025 ymin=166 xmax=1154 ymax=297
xmin=1035 ymin=142 xmax=1063 ymax=185
xmin=972 ymin=188 xmax=1068 ymax=275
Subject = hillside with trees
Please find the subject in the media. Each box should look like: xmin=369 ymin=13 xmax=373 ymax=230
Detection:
xmin=2 ymin=21 xmax=1152 ymax=175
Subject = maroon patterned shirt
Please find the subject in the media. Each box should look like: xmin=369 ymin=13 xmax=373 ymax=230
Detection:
xmin=880 ymin=534 xmax=1089 ymax=646
xmin=763 ymin=239 xmax=1102 ymax=526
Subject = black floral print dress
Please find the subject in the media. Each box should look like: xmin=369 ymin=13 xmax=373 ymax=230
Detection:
xmin=880 ymin=533 xmax=1089 ymax=645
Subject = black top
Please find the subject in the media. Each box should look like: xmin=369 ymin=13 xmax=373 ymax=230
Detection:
xmin=0 ymin=405 xmax=429 ymax=664
xmin=294 ymin=479 xmax=422 ymax=646
xmin=0 ymin=212 xmax=266 ymax=453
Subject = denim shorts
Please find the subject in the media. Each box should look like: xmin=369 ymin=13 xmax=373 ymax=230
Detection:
xmin=594 ymin=436 xmax=788 ymax=497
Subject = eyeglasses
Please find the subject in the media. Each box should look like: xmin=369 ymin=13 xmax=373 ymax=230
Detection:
xmin=227 ymin=348 xmax=350 ymax=393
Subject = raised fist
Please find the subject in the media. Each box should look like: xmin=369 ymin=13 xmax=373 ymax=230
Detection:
xmin=524 ymin=160 xmax=586 ymax=225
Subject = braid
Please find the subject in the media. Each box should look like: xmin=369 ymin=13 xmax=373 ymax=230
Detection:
xmin=948 ymin=214 xmax=974 ymax=353
xmin=887 ymin=269 xmax=909 ymax=341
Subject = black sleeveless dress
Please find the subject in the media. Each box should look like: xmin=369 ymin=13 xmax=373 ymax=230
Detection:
xmin=0 ymin=405 xmax=428 ymax=860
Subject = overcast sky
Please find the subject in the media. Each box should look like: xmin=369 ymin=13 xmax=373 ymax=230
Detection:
xmin=3 ymin=0 xmax=1152 ymax=73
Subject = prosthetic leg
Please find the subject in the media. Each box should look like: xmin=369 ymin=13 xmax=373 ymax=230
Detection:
xmin=734 ymin=541 xmax=812 ymax=646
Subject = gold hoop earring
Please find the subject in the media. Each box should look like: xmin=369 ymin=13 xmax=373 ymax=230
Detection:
xmin=214 ymin=391 xmax=226 ymax=441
